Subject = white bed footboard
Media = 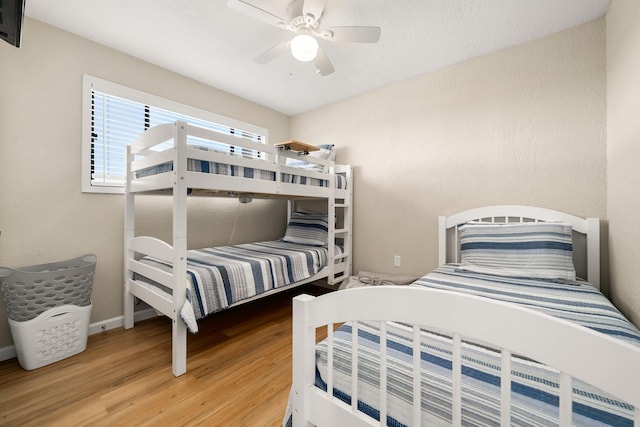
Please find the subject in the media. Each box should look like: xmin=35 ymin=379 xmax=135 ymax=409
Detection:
xmin=124 ymin=234 xmax=188 ymax=377
xmin=125 ymin=236 xmax=181 ymax=319
xmin=292 ymin=286 xmax=640 ymax=427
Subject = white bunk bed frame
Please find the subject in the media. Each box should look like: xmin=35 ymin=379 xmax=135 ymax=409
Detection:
xmin=123 ymin=120 xmax=352 ymax=377
xmin=291 ymin=206 xmax=640 ymax=426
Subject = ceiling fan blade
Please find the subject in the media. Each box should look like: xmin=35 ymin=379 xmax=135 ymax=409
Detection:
xmin=254 ymin=40 xmax=291 ymax=64
xmin=313 ymin=46 xmax=334 ymax=76
xmin=303 ymin=0 xmax=326 ymax=24
xmin=324 ymin=26 xmax=381 ymax=43
xmin=227 ymin=0 xmax=287 ymax=28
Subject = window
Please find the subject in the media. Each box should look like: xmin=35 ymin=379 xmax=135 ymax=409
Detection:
xmin=82 ymin=75 xmax=269 ymax=193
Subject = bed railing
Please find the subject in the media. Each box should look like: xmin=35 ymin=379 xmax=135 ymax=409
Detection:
xmin=292 ymin=286 xmax=640 ymax=426
xmin=127 ymin=121 xmax=346 ymax=198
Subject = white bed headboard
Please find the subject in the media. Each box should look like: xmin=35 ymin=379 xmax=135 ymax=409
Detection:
xmin=438 ymin=205 xmax=600 ymax=289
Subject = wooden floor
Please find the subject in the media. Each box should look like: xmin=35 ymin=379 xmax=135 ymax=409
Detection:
xmin=0 ymin=284 xmax=331 ymax=427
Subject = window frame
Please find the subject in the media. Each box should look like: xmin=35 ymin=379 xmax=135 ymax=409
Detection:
xmin=81 ymin=75 xmax=269 ymax=194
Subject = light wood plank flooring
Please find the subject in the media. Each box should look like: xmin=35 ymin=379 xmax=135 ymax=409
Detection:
xmin=0 ymin=284 xmax=331 ymax=427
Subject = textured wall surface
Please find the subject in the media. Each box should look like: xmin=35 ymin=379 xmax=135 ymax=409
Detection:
xmin=606 ymin=2 xmax=640 ymax=325
xmin=292 ymin=20 xmax=607 ymax=285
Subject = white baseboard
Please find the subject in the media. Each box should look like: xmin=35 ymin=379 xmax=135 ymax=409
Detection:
xmin=87 ymin=307 xmax=158 ymax=335
xmin=0 ymin=308 xmax=159 ymax=363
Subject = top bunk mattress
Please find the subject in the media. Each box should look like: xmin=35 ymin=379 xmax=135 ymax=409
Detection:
xmin=135 ymin=148 xmax=348 ymax=190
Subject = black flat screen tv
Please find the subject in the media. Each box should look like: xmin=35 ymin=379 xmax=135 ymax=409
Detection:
xmin=0 ymin=0 xmax=25 ymax=47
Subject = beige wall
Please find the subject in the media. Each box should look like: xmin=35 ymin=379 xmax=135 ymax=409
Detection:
xmin=606 ymin=2 xmax=640 ymax=325
xmin=0 ymin=18 xmax=290 ymax=348
xmin=292 ymin=20 xmax=607 ymax=284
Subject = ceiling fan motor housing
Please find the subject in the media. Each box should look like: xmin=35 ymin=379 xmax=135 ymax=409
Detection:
xmin=288 ymin=0 xmax=321 ymax=30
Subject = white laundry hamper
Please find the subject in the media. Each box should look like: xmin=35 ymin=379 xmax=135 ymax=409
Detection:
xmin=0 ymin=254 xmax=96 ymax=370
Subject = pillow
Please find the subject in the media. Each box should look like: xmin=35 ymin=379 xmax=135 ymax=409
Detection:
xmin=457 ymin=221 xmax=576 ymax=281
xmin=282 ymin=212 xmax=328 ymax=246
xmin=286 ymin=144 xmax=335 ymax=171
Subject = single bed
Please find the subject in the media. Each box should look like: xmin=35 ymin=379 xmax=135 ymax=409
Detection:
xmin=123 ymin=121 xmax=353 ymax=377
xmin=288 ymin=206 xmax=640 ymax=426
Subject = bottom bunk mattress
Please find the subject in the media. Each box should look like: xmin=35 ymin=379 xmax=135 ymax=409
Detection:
xmin=304 ymin=265 xmax=640 ymax=426
xmin=137 ymin=240 xmax=337 ymax=331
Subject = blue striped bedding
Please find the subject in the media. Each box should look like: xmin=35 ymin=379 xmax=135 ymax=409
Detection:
xmin=315 ymin=265 xmax=640 ymax=426
xmin=135 ymin=152 xmax=347 ymax=190
xmin=138 ymin=240 xmax=329 ymax=326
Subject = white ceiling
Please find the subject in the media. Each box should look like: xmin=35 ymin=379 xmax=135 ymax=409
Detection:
xmin=25 ymin=0 xmax=611 ymax=116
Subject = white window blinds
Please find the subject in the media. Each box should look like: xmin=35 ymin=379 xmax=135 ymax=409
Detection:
xmin=90 ymin=92 xmax=146 ymax=187
xmin=85 ymin=77 xmax=266 ymax=192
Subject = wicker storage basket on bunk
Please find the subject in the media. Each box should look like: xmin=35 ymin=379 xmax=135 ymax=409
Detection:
xmin=0 ymin=254 xmax=96 ymax=370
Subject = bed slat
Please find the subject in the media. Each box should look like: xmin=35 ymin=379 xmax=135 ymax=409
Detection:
xmin=500 ymin=350 xmax=512 ymax=426
xmin=454 ymin=226 xmax=459 ymax=262
xmin=379 ymin=321 xmax=387 ymax=426
xmin=186 ymin=123 xmax=274 ymax=155
xmin=559 ymin=372 xmax=572 ymax=426
xmin=128 ymin=259 xmax=174 ymax=289
xmin=129 ymin=236 xmax=174 ymax=263
xmin=352 ymin=321 xmax=359 ymax=414
xmin=412 ymin=326 xmax=421 ymax=426
xmin=452 ymin=333 xmax=462 ymax=426
xmin=327 ymin=324 xmax=334 ymax=401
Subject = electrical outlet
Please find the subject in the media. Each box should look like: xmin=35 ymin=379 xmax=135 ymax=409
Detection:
xmin=394 ymin=255 xmax=401 ymax=267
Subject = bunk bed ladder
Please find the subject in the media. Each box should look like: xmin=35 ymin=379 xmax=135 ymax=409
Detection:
xmin=328 ymin=165 xmax=352 ymax=285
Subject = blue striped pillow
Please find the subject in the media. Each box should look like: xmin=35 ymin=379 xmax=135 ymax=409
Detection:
xmin=458 ymin=222 xmax=576 ymax=281
xmin=282 ymin=212 xmax=328 ymax=246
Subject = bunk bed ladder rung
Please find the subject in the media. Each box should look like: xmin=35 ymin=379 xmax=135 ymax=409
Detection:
xmin=328 ymin=170 xmax=352 ymax=284
xmin=333 ymin=274 xmax=349 ymax=284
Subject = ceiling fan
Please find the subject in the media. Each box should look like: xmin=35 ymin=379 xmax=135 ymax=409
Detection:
xmin=227 ymin=0 xmax=381 ymax=76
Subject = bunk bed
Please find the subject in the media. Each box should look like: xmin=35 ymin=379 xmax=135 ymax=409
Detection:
xmin=123 ymin=120 xmax=352 ymax=377
xmin=288 ymin=205 xmax=640 ymax=426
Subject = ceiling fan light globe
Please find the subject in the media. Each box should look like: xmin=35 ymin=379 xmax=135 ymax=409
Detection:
xmin=291 ymin=34 xmax=318 ymax=62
